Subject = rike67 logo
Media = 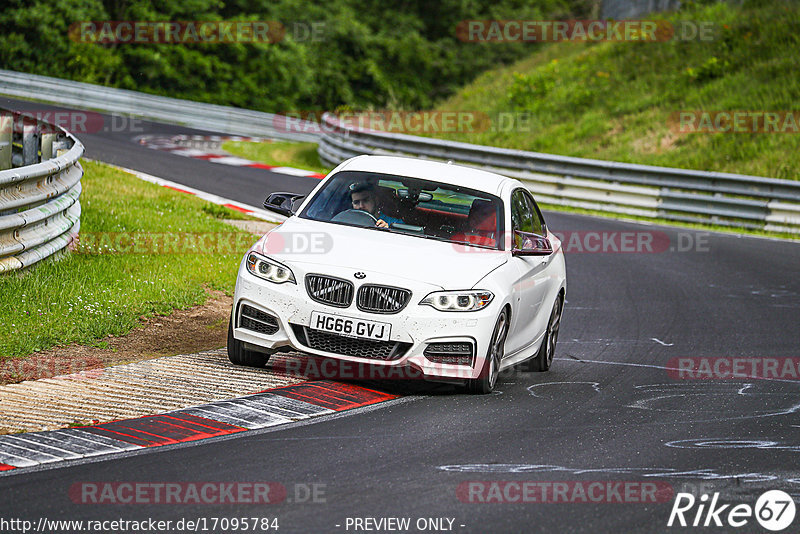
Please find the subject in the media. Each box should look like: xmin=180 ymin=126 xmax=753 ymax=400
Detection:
xmin=668 ymin=490 xmax=796 ymax=531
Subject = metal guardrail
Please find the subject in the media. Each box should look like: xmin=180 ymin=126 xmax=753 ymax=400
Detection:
xmin=0 ymin=69 xmax=320 ymax=143
xmin=0 ymin=109 xmax=84 ymax=272
xmin=3 ymin=70 xmax=796 ymax=234
xmin=317 ymin=113 xmax=800 ymax=234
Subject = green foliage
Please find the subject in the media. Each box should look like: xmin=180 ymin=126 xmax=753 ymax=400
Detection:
xmin=683 ymin=56 xmax=729 ymax=83
xmin=0 ymin=0 xmax=589 ymax=112
xmin=431 ymin=0 xmax=800 ymax=179
xmin=200 ymin=202 xmax=255 ymax=220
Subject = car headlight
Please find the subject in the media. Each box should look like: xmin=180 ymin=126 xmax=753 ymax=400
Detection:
xmin=420 ymin=290 xmax=494 ymax=311
xmin=246 ymin=252 xmax=296 ymax=284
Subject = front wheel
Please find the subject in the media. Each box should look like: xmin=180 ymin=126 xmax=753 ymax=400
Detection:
xmin=522 ymin=295 xmax=562 ymax=372
xmin=227 ymin=317 xmax=271 ymax=368
xmin=467 ymin=308 xmax=509 ymax=394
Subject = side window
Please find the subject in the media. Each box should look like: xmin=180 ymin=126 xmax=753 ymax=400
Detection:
xmin=523 ymin=191 xmax=545 ymax=236
xmin=511 ymin=194 xmax=521 ymax=231
xmin=511 ymin=189 xmax=534 ymax=249
xmin=511 ymin=190 xmax=533 ymax=233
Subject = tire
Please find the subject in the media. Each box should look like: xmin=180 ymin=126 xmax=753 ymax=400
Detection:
xmin=522 ymin=295 xmax=562 ymax=372
xmin=467 ymin=308 xmax=509 ymax=394
xmin=227 ymin=317 xmax=271 ymax=368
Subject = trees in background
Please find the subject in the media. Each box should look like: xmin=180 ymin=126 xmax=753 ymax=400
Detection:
xmin=0 ymin=0 xmax=594 ymax=112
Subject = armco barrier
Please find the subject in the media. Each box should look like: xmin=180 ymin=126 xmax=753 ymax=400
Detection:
xmin=0 ymin=109 xmax=84 ymax=272
xmin=0 ymin=69 xmax=319 ymax=143
xmin=3 ymin=70 xmax=797 ymax=234
xmin=317 ymin=113 xmax=800 ymax=234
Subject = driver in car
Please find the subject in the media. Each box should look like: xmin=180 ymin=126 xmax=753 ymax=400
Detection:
xmin=349 ymin=182 xmax=403 ymax=228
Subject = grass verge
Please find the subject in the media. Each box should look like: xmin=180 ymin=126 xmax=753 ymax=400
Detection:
xmin=222 ymin=141 xmax=332 ymax=174
xmin=431 ymin=0 xmax=800 ymax=180
xmin=222 ymin=140 xmax=331 ymax=175
xmin=0 ymin=160 xmax=256 ymax=360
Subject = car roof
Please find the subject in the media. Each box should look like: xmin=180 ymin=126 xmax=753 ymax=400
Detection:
xmin=337 ymin=155 xmax=517 ymax=197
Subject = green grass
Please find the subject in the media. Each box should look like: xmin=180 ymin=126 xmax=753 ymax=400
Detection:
xmin=222 ymin=140 xmax=331 ymax=175
xmin=0 ymin=161 xmax=256 ymax=360
xmin=429 ymin=0 xmax=800 ymax=180
xmin=200 ymin=202 xmax=256 ymax=221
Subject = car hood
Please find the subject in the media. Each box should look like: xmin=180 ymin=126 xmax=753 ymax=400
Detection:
xmin=254 ymin=217 xmax=508 ymax=290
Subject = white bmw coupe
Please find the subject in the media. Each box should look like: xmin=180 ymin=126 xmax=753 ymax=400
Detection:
xmin=228 ymin=155 xmax=566 ymax=393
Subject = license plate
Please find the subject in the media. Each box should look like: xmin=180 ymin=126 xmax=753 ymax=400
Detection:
xmin=309 ymin=311 xmax=391 ymax=341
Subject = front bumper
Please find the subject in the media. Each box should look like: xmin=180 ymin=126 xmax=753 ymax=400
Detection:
xmin=232 ymin=261 xmax=500 ymax=381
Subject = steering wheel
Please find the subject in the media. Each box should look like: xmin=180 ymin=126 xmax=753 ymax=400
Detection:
xmin=331 ymin=209 xmax=379 ymax=227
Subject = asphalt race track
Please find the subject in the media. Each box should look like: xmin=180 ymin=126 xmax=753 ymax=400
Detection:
xmin=0 ymin=97 xmax=322 ymax=208
xmin=1 ymin=97 xmax=799 ymax=533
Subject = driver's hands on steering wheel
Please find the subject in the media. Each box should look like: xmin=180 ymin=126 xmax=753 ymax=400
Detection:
xmin=330 ymin=208 xmax=391 ymax=228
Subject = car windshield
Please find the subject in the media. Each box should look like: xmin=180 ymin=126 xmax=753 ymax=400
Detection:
xmin=299 ymin=170 xmax=504 ymax=249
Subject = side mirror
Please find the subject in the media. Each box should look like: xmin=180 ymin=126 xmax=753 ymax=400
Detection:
xmin=512 ymin=230 xmax=553 ymax=256
xmin=263 ymin=192 xmax=305 ymax=217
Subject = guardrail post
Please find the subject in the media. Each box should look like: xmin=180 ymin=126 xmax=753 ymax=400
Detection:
xmin=711 ymin=191 xmax=722 ymax=224
xmin=54 ymin=139 xmax=71 ymax=157
xmin=22 ymin=118 xmax=39 ymax=165
xmin=0 ymin=113 xmax=11 ymax=170
xmin=41 ymin=133 xmax=56 ymax=161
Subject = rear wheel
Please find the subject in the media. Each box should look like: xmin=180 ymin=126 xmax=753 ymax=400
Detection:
xmin=522 ymin=295 xmax=562 ymax=372
xmin=227 ymin=317 xmax=271 ymax=368
xmin=467 ymin=308 xmax=509 ymax=394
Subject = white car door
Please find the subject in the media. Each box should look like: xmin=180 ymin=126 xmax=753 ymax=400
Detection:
xmin=505 ymin=189 xmax=557 ymax=355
